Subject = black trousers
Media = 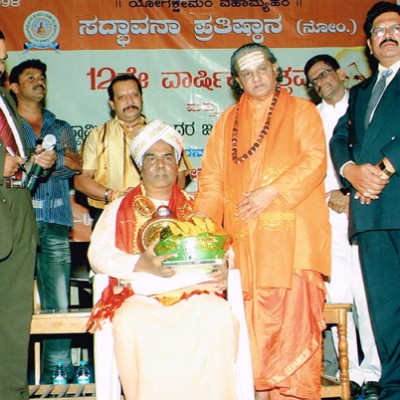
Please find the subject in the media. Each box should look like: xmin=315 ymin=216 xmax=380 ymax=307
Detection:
xmin=358 ymin=230 xmax=400 ymax=399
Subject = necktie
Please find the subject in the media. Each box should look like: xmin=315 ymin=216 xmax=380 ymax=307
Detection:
xmin=364 ymin=69 xmax=393 ymax=129
xmin=0 ymin=105 xmax=19 ymax=155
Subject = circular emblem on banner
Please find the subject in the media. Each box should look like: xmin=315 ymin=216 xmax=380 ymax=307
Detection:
xmin=24 ymin=11 xmax=60 ymax=45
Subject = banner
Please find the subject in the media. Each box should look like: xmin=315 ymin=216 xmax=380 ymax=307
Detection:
xmin=1 ymin=0 xmax=383 ymax=239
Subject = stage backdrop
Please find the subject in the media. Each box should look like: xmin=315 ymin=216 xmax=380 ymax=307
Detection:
xmin=1 ymin=0 xmax=387 ymax=239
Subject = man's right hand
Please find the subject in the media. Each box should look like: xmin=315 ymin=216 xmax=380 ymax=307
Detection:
xmin=343 ymin=162 xmax=388 ymax=204
xmin=135 ymin=240 xmax=176 ymax=277
xmin=3 ymin=153 xmax=25 ymax=177
xmin=64 ymin=146 xmax=83 ymax=173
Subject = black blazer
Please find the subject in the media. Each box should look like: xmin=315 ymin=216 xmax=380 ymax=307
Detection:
xmin=330 ymin=69 xmax=400 ymax=238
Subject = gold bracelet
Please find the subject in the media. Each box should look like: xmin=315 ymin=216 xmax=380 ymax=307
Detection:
xmin=378 ymin=160 xmax=395 ymax=178
xmin=104 ymin=188 xmax=111 ymax=204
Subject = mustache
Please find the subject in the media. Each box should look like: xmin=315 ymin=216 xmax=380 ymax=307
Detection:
xmin=34 ymin=83 xmax=46 ymax=90
xmin=380 ymin=38 xmax=398 ymax=47
xmin=123 ymin=104 xmax=139 ymax=112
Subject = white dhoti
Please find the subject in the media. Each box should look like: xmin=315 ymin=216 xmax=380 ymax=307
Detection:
xmin=112 ymin=293 xmax=238 ymax=400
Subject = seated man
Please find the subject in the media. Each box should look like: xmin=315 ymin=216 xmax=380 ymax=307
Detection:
xmin=87 ymin=120 xmax=238 ymax=400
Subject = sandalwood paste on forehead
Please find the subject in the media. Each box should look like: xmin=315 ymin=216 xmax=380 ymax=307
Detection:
xmin=237 ymin=51 xmax=266 ymax=72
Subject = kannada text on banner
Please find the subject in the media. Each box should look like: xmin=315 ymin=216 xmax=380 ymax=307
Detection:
xmin=1 ymin=0 xmax=383 ymax=239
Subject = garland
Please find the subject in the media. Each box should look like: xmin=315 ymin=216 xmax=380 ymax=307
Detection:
xmin=231 ymin=85 xmax=281 ymax=164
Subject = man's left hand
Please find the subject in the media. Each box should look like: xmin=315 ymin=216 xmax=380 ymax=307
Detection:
xmin=327 ymin=189 xmax=350 ymax=215
xmin=34 ymin=146 xmax=57 ymax=169
xmin=236 ymin=185 xmax=278 ymax=221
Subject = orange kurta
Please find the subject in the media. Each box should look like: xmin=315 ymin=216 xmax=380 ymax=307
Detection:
xmin=195 ymin=88 xmax=331 ymax=398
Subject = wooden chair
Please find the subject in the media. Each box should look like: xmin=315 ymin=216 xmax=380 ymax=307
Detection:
xmin=29 ymin=286 xmax=351 ymax=399
xmin=321 ymin=303 xmax=352 ymax=400
xmin=30 ymin=309 xmax=93 ymax=398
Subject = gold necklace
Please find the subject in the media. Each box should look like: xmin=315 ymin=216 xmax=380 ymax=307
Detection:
xmin=231 ymin=85 xmax=281 ymax=164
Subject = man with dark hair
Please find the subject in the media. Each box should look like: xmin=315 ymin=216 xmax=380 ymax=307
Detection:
xmin=75 ymin=74 xmax=191 ymax=228
xmin=305 ymin=54 xmax=381 ymax=400
xmin=330 ymin=2 xmax=400 ymax=399
xmin=8 ymin=59 xmax=47 ymax=93
xmin=106 ymin=73 xmax=143 ymax=102
xmin=195 ymin=42 xmax=330 ymax=400
xmin=9 ymin=59 xmax=82 ymax=383
xmin=0 ymin=32 xmax=56 ymax=400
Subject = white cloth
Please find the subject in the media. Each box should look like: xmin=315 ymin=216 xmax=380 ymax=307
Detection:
xmin=113 ymin=294 xmax=238 ymax=400
xmin=319 ymin=92 xmax=349 ymax=195
xmin=88 ymin=196 xmax=215 ymax=295
xmin=318 ymin=94 xmax=381 ymax=385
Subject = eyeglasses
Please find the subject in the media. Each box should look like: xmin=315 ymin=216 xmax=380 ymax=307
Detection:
xmin=370 ymin=23 xmax=400 ymax=39
xmin=307 ymin=69 xmax=334 ymax=88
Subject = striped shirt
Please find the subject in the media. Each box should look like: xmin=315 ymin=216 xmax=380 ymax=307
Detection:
xmin=22 ymin=109 xmax=77 ymax=227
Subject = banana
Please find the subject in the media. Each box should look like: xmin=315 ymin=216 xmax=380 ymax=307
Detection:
xmin=187 ymin=223 xmax=202 ymax=236
xmin=204 ymin=218 xmax=216 ymax=234
xmin=166 ymin=218 xmax=217 ymax=238
xmin=168 ymin=222 xmax=184 ymax=236
xmin=176 ymin=221 xmax=191 ymax=235
xmin=191 ymin=216 xmax=208 ymax=232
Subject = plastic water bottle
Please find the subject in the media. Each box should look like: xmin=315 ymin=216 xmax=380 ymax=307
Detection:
xmin=52 ymin=362 xmax=67 ymax=385
xmin=76 ymin=360 xmax=91 ymax=384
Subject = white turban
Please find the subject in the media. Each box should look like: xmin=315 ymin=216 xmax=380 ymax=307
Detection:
xmin=130 ymin=119 xmax=183 ymax=167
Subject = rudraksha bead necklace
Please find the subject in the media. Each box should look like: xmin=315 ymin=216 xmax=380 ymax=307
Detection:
xmin=231 ymin=85 xmax=281 ymax=164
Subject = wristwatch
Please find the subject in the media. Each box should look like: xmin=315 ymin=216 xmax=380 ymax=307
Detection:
xmin=378 ymin=160 xmax=395 ymax=178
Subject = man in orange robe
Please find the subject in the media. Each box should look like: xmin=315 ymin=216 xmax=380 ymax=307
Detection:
xmin=195 ymin=43 xmax=331 ymax=400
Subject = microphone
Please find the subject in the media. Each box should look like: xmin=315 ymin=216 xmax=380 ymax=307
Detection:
xmin=26 ymin=134 xmax=57 ymax=191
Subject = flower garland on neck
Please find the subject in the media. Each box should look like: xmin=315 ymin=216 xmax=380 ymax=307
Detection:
xmin=231 ymin=84 xmax=281 ymax=164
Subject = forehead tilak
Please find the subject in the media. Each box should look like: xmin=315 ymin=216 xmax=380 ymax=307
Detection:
xmin=237 ymin=51 xmax=266 ymax=72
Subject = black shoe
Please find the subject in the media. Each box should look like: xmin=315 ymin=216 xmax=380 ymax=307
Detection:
xmin=350 ymin=381 xmax=362 ymax=400
xmin=364 ymin=381 xmax=381 ymax=400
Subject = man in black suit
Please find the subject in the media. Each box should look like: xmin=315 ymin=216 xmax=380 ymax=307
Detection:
xmin=0 ymin=31 xmax=56 ymax=400
xmin=330 ymin=2 xmax=400 ymax=399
